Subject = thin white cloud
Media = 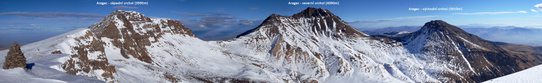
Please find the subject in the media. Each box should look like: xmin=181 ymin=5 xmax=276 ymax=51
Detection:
xmin=534 ymin=3 xmax=542 ymax=12
xmin=535 ymin=3 xmax=542 ymax=9
xmin=532 ymin=9 xmax=539 ymax=13
xmin=454 ymin=11 xmax=528 ymax=15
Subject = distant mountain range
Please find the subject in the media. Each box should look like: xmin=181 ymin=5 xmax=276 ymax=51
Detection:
xmin=0 ymin=8 xmax=541 ymax=83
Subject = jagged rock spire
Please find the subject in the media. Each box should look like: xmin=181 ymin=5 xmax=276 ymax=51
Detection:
xmin=3 ymin=43 xmax=26 ymax=69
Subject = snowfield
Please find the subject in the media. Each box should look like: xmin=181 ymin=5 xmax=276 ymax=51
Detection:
xmin=483 ymin=65 xmax=542 ymax=83
xmin=0 ymin=68 xmax=66 ymax=83
xmin=0 ymin=28 xmax=105 ymax=83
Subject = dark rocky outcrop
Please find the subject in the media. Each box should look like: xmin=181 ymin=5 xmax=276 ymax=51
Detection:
xmin=3 ymin=43 xmax=26 ymax=69
xmin=164 ymin=73 xmax=179 ymax=83
xmin=51 ymin=50 xmax=62 ymax=54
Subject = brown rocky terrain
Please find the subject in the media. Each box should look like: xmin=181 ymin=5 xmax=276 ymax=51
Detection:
xmin=3 ymin=43 xmax=26 ymax=69
xmin=59 ymin=10 xmax=195 ymax=82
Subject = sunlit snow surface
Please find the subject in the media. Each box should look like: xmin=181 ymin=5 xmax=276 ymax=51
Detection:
xmin=483 ymin=65 xmax=542 ymax=83
xmin=0 ymin=28 xmax=105 ymax=83
xmin=0 ymin=11 xmax=505 ymax=82
xmin=1 ymin=16 xmax=449 ymax=82
xmin=218 ymin=16 xmax=445 ymax=82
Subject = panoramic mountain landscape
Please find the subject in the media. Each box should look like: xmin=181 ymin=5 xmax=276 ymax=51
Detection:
xmin=1 ymin=7 xmax=541 ymax=83
xmin=2 ymin=0 xmax=542 ymax=83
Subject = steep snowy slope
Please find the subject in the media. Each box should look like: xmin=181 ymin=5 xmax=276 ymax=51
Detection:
xmin=0 ymin=28 xmax=106 ymax=83
xmin=4 ymin=10 xmax=264 ymax=83
xmin=1 ymin=8 xmax=540 ymax=83
xmin=483 ymin=64 xmax=542 ymax=83
xmin=50 ymin=10 xmax=276 ymax=83
xmin=397 ymin=20 xmax=542 ymax=82
xmin=226 ymin=7 xmax=445 ymax=82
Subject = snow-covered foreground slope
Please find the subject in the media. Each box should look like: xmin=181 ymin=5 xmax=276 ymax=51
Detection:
xmin=0 ymin=68 xmax=66 ymax=83
xmin=0 ymin=8 xmax=540 ymax=83
xmin=0 ymin=28 xmax=104 ymax=83
xmin=0 ymin=54 xmax=104 ymax=83
xmin=483 ymin=64 xmax=542 ymax=83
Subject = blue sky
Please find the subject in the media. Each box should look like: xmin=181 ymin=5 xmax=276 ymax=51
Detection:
xmin=1 ymin=0 xmax=542 ymax=47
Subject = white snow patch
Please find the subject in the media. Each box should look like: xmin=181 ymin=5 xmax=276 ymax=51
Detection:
xmin=484 ymin=65 xmax=542 ymax=83
xmin=457 ymin=36 xmax=488 ymax=50
xmin=0 ymin=68 xmax=67 ymax=83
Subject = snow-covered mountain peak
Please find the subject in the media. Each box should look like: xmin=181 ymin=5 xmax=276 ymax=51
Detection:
xmin=292 ymin=7 xmax=335 ymax=18
xmin=403 ymin=20 xmax=487 ymax=45
xmin=49 ymin=10 xmax=196 ymax=82
xmin=237 ymin=7 xmax=366 ymax=39
xmin=90 ymin=10 xmax=194 ymax=37
xmin=418 ymin=20 xmax=466 ymax=35
xmin=113 ymin=10 xmax=140 ymax=14
xmin=396 ymin=20 xmax=542 ymax=82
xmin=102 ymin=10 xmax=150 ymax=23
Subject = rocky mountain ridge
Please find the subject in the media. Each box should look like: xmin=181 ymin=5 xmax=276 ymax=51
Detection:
xmin=0 ymin=8 xmax=540 ymax=83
